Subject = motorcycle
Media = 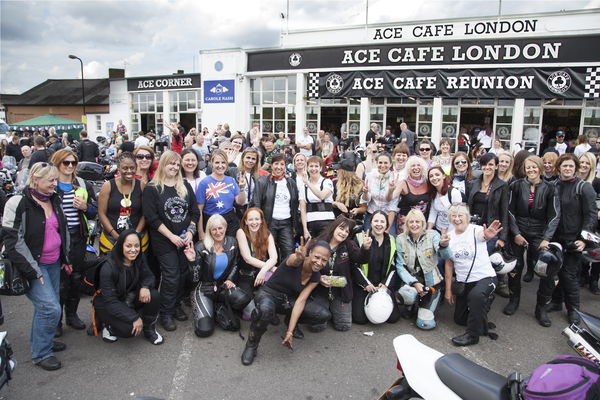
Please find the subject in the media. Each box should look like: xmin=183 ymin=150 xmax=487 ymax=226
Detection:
xmin=379 ymin=309 xmax=600 ymax=399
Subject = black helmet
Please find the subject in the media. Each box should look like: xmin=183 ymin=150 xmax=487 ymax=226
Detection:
xmin=534 ymin=242 xmax=563 ymax=278
xmin=489 ymin=247 xmax=517 ymax=275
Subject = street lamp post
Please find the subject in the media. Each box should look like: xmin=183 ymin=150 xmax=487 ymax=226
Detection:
xmin=68 ymin=54 xmax=86 ymax=122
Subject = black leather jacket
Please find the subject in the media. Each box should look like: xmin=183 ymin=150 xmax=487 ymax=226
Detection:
xmin=508 ymin=178 xmax=560 ymax=241
xmin=189 ymin=236 xmax=239 ymax=286
xmin=552 ymin=177 xmax=597 ymax=242
xmin=250 ymin=174 xmax=299 ymax=229
xmin=466 ymin=177 xmax=509 ymax=242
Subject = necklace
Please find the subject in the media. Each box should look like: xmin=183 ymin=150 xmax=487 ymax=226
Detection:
xmin=119 ymin=179 xmax=134 ymax=208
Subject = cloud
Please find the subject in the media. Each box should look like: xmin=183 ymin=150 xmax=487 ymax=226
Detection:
xmin=2 ymin=0 xmax=599 ymax=94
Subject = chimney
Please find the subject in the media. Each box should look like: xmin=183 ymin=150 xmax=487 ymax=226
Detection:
xmin=109 ymin=68 xmax=125 ymax=78
xmin=175 ymin=70 xmax=185 ymax=75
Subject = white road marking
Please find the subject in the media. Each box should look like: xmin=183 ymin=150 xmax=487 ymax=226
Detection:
xmin=168 ymin=330 xmax=194 ymax=400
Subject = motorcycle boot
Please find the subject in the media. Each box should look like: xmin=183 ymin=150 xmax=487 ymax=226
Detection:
xmin=65 ymin=298 xmax=86 ymax=330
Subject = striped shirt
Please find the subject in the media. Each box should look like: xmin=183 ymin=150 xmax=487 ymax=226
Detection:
xmin=57 ymin=182 xmax=80 ymax=227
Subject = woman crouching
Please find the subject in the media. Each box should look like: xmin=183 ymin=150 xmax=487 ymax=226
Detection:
xmin=445 ymin=204 xmax=502 ymax=346
xmin=241 ymin=240 xmax=332 ymax=366
xmin=92 ymin=229 xmax=164 ymax=345
xmin=184 ymin=214 xmax=251 ymax=338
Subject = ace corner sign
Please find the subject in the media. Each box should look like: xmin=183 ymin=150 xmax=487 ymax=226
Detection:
xmin=203 ymin=80 xmax=235 ymax=103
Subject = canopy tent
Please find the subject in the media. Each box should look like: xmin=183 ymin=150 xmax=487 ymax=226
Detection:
xmin=10 ymin=114 xmax=85 ymax=140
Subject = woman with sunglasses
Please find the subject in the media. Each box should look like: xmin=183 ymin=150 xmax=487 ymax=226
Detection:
xmin=449 ymin=152 xmax=476 ymax=195
xmin=417 ymin=139 xmax=434 ymax=167
xmin=355 ymin=144 xmax=378 ymax=181
xmin=3 ymin=162 xmax=71 ymax=370
xmin=143 ymin=151 xmax=200 ymax=331
xmin=98 ymin=152 xmax=148 ymax=254
xmin=50 ymin=149 xmax=98 ymax=337
xmin=133 ymin=146 xmax=157 ymax=185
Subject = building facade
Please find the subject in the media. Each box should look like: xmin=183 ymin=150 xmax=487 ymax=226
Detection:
xmin=200 ymin=9 xmax=600 ymax=152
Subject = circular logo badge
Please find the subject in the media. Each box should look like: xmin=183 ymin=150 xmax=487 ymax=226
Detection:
xmin=289 ymin=53 xmax=302 ymax=67
xmin=214 ymin=61 xmax=223 ymax=72
xmin=307 ymin=122 xmax=317 ymax=133
xmin=546 ymin=71 xmax=571 ymax=94
xmin=497 ymin=126 xmax=510 ymax=139
xmin=275 ymin=121 xmax=285 ymax=131
xmin=349 ymin=123 xmax=359 ymax=134
xmin=419 ymin=125 xmax=431 ymax=135
xmin=263 ymin=122 xmax=272 ymax=132
xmin=326 ymin=74 xmax=344 ymax=94
xmin=443 ymin=125 xmax=456 ymax=136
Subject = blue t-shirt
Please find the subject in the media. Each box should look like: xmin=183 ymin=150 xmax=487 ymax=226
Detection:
xmin=214 ymin=254 xmax=228 ymax=279
xmin=196 ymin=175 xmax=240 ymax=215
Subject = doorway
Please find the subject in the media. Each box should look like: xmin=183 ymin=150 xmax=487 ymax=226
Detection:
xmin=541 ymin=109 xmax=581 ymax=144
xmin=179 ymin=113 xmax=196 ymax=134
xmin=320 ymin=107 xmax=346 ymax=138
xmin=140 ymin=114 xmax=156 ymax=134
xmin=386 ymin=107 xmax=417 ymax=136
xmin=460 ymin=107 xmax=494 ymax=140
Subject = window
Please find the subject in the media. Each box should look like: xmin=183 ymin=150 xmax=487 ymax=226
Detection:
xmin=96 ymin=115 xmax=102 ymax=131
xmin=169 ymin=91 xmax=198 ymax=112
xmin=250 ymin=77 xmax=297 ymax=134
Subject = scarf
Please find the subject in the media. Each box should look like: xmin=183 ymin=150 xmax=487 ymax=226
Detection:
xmin=30 ymin=188 xmax=53 ymax=202
xmin=454 ymin=174 xmax=466 ymax=182
xmin=406 ymin=175 xmax=426 ymax=187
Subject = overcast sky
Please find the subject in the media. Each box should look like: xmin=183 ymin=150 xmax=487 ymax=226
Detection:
xmin=1 ymin=0 xmax=599 ymax=94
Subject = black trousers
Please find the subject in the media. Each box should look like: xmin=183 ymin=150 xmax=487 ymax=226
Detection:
xmin=203 ymin=210 xmax=239 ymax=238
xmin=191 ymin=283 xmax=251 ymax=337
xmin=454 ymin=277 xmax=497 ymax=337
xmin=552 ymin=250 xmax=582 ymax=312
xmin=95 ymin=288 xmax=160 ymax=338
xmin=509 ymin=238 xmax=555 ymax=305
xmin=59 ymin=229 xmax=87 ymax=318
xmin=307 ymin=220 xmax=333 ymax=239
xmin=269 ymin=218 xmax=295 ymax=262
xmin=247 ymin=287 xmax=331 ymax=346
xmin=156 ymin=248 xmax=189 ymax=316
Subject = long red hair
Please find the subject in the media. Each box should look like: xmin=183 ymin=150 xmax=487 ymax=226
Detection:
xmin=241 ymin=207 xmax=271 ymax=261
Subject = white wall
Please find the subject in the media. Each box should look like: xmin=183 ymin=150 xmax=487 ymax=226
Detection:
xmin=88 ymin=78 xmax=130 ymax=141
xmin=200 ymin=49 xmax=247 ymax=133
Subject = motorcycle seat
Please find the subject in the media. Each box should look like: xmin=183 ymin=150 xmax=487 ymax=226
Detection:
xmin=435 ymin=353 xmax=510 ymax=400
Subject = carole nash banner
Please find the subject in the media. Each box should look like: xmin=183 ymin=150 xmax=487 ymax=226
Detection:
xmin=306 ymin=67 xmax=600 ymax=99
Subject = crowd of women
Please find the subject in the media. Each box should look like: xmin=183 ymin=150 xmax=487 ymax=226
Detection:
xmin=2 ymin=128 xmax=598 ymax=371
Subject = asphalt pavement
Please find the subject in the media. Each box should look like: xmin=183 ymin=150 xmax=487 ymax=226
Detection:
xmin=0 ymin=279 xmax=598 ymax=400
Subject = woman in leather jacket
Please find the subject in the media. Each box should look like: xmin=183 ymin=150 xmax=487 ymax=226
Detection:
xmin=466 ymin=152 xmax=509 ymax=253
xmin=505 ymin=155 xmax=560 ymax=327
xmin=184 ymin=214 xmax=251 ymax=338
xmin=92 ymin=230 xmax=163 ymax=345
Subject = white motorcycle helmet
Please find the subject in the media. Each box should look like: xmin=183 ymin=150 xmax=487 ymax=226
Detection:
xmin=489 ymin=247 xmax=517 ymax=275
xmin=364 ymin=288 xmax=394 ymax=324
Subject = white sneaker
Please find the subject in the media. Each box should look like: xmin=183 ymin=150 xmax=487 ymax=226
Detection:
xmin=144 ymin=328 xmax=164 ymax=345
xmin=102 ymin=327 xmax=117 ymax=343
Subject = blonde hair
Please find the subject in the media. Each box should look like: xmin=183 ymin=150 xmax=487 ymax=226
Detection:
xmin=402 ymin=209 xmax=427 ymax=237
xmin=523 ymin=155 xmax=544 ymax=178
xmin=498 ymin=151 xmax=514 ymax=182
xmin=578 ymin=152 xmax=597 ymax=183
xmin=542 ymin=152 xmax=559 ymax=175
xmin=203 ymin=214 xmax=227 ymax=250
xmin=150 ymin=150 xmax=188 ymax=198
xmin=335 ymin=169 xmax=364 ymax=207
xmin=27 ymin=162 xmax=58 ymax=189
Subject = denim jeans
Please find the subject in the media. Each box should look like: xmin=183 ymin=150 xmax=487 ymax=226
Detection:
xmin=25 ymin=261 xmax=61 ymax=363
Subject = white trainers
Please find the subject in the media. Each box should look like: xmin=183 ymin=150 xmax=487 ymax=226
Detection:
xmin=102 ymin=327 xmax=118 ymax=343
xmin=144 ymin=328 xmax=164 ymax=345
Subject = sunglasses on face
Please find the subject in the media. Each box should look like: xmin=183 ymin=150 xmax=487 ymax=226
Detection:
xmin=136 ymin=154 xmax=153 ymax=160
xmin=419 ymin=147 xmax=431 ymax=152
xmin=62 ymin=160 xmax=78 ymax=167
xmin=454 ymin=160 xmax=468 ymax=165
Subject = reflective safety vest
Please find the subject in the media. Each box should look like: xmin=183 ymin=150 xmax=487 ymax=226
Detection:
xmin=356 ymin=233 xmax=396 ymax=279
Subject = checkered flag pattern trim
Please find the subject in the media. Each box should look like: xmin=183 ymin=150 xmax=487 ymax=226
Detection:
xmin=307 ymin=72 xmax=320 ymax=98
xmin=585 ymin=67 xmax=600 ymax=98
